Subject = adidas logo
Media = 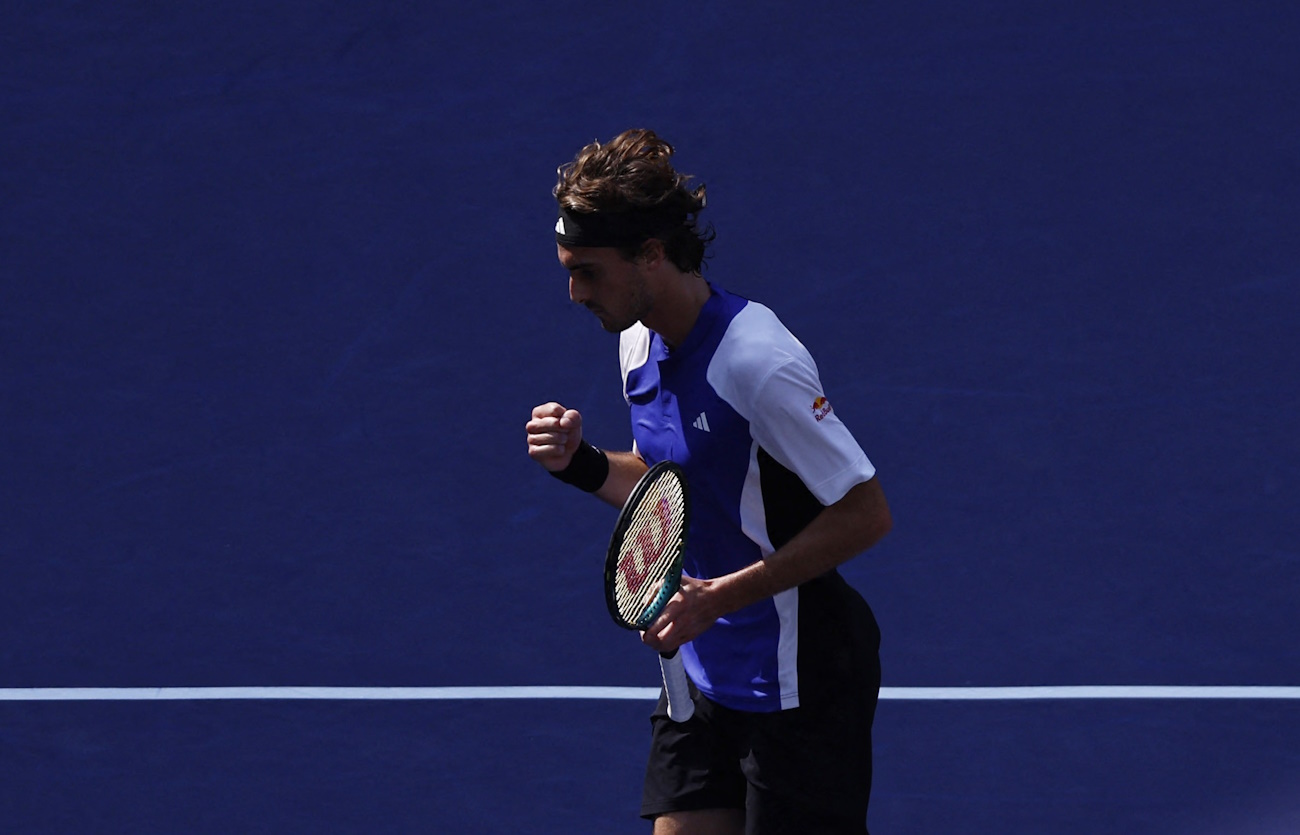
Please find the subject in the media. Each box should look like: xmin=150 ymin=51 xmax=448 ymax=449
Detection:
xmin=692 ymin=412 xmax=711 ymax=433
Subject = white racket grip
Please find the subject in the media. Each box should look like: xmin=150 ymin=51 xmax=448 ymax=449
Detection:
xmin=659 ymin=650 xmax=695 ymax=722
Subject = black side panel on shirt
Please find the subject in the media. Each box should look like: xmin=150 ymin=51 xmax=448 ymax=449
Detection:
xmin=757 ymin=447 xmax=826 ymax=550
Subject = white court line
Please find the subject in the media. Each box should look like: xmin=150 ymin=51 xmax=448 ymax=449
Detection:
xmin=0 ymin=686 xmax=656 ymax=702
xmin=1 ymin=686 xmax=1298 ymax=702
xmin=881 ymin=686 xmax=1300 ymax=701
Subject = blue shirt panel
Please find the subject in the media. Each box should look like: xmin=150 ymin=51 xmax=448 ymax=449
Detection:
xmin=624 ymin=287 xmax=785 ymax=710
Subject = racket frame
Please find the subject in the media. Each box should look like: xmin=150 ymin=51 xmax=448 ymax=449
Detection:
xmin=602 ymin=460 xmax=696 ymax=722
xmin=603 ymin=460 xmax=690 ymax=632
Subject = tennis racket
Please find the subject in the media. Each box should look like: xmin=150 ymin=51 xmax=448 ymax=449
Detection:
xmin=604 ymin=460 xmax=695 ymax=722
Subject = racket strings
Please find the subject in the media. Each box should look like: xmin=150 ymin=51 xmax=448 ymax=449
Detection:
xmin=612 ymin=476 xmax=686 ymax=623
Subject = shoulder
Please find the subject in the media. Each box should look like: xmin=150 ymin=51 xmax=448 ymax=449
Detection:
xmin=714 ymin=300 xmax=814 ymax=381
xmin=709 ymin=301 xmax=816 ymax=411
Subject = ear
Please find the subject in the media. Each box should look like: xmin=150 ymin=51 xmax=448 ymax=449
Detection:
xmin=637 ymin=238 xmax=667 ymax=269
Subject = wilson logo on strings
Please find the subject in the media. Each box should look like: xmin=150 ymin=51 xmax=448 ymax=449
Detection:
xmin=620 ymin=496 xmax=672 ymax=593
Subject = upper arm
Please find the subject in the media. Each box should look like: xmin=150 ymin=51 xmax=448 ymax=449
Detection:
xmin=832 ymin=476 xmax=892 ymax=550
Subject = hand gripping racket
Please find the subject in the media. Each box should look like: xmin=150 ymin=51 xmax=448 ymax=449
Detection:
xmin=604 ymin=460 xmax=695 ymax=722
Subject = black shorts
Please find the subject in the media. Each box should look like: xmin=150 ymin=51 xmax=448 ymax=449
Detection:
xmin=640 ymin=575 xmax=881 ymax=834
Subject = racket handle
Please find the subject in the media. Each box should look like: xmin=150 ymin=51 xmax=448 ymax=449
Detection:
xmin=659 ymin=650 xmax=695 ymax=722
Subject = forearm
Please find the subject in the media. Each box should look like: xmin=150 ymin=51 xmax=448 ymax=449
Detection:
xmin=642 ymin=477 xmax=891 ymax=652
xmin=707 ymin=477 xmax=892 ymax=617
xmin=592 ymin=450 xmax=647 ymax=508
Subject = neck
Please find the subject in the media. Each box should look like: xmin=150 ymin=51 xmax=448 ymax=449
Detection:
xmin=643 ymin=270 xmax=711 ymax=349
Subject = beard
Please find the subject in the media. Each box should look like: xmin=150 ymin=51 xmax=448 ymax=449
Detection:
xmin=591 ymin=273 xmax=653 ymax=333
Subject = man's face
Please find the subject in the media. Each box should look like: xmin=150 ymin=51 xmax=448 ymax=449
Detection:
xmin=557 ymin=243 xmax=653 ymax=333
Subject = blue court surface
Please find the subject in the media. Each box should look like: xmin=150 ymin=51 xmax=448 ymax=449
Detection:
xmin=3 ymin=2 xmax=1297 ymax=832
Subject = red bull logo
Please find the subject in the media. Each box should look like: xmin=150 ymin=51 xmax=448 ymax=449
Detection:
xmin=812 ymin=396 xmax=833 ymax=422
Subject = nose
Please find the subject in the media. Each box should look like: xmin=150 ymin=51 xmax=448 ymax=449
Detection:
xmin=569 ymin=275 xmax=590 ymax=305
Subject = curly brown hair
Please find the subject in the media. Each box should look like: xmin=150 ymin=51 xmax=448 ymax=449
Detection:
xmin=554 ymin=129 xmax=714 ymax=273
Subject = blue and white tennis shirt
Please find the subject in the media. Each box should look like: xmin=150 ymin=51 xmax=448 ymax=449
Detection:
xmin=620 ymin=285 xmax=876 ymax=712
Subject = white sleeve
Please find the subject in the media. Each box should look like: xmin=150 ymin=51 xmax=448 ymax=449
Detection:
xmin=748 ymin=355 xmax=875 ymax=506
xmin=708 ymin=303 xmax=875 ymax=506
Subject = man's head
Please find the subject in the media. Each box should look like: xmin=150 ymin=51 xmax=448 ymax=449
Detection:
xmin=554 ymin=129 xmax=713 ymax=274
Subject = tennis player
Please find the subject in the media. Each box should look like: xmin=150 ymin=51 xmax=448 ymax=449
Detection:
xmin=526 ymin=129 xmax=893 ymax=835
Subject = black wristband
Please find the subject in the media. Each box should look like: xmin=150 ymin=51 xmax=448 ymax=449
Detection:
xmin=549 ymin=440 xmax=609 ymax=493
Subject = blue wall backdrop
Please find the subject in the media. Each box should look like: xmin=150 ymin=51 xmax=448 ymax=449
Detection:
xmin=2 ymin=2 xmax=1297 ymax=832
